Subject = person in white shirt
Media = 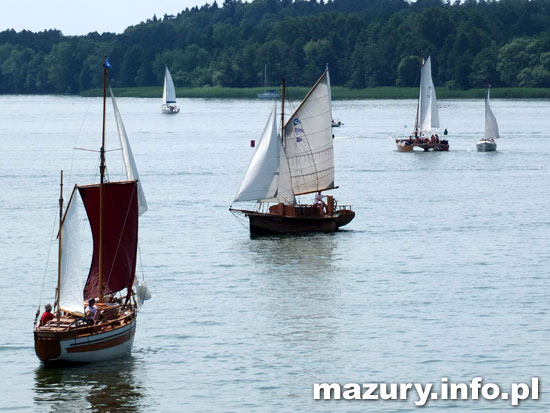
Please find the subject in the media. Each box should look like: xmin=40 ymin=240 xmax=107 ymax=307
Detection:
xmin=85 ymin=298 xmax=99 ymax=324
xmin=314 ymin=191 xmax=327 ymax=214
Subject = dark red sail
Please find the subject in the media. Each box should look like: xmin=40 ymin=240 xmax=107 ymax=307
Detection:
xmin=78 ymin=181 xmax=138 ymax=300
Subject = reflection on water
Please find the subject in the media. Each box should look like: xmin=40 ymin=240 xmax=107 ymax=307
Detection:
xmin=34 ymin=356 xmax=144 ymax=412
xmin=248 ymin=232 xmax=339 ymax=275
xmin=3 ymin=96 xmax=546 ymax=412
xmin=246 ymin=233 xmax=344 ymax=349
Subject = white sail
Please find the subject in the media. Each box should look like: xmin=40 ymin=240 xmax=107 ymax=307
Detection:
xmin=485 ymin=88 xmax=500 ymax=139
xmin=162 ymin=66 xmax=177 ymax=104
xmin=416 ymin=56 xmax=439 ymax=133
xmin=283 ymin=69 xmax=334 ymax=195
xmin=59 ymin=188 xmax=84 ymax=316
xmin=233 ymin=106 xmax=295 ymax=204
xmin=326 ymin=64 xmax=333 ymax=118
xmin=110 ymin=87 xmax=148 ymax=216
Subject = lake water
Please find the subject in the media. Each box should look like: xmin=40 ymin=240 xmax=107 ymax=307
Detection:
xmin=0 ymin=95 xmax=548 ymax=412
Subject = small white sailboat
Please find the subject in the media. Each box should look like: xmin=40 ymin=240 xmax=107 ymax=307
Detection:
xmin=257 ymin=64 xmax=281 ymax=100
xmin=396 ymin=56 xmax=448 ymax=152
xmin=34 ymin=58 xmax=150 ymax=364
xmin=476 ymin=86 xmax=499 ymax=151
xmin=161 ymin=66 xmax=180 ymax=114
xmin=326 ymin=64 xmax=343 ymax=128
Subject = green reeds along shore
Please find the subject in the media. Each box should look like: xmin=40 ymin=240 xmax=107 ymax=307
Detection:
xmin=80 ymin=86 xmax=550 ymax=100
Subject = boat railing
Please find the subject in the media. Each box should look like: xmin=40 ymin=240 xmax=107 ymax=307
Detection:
xmin=337 ymin=204 xmax=353 ymax=211
xmin=37 ymin=305 xmax=136 ymax=335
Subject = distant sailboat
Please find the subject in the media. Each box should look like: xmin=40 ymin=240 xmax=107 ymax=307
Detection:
xmin=396 ymin=56 xmax=449 ymax=152
xmin=161 ymin=66 xmax=180 ymax=114
xmin=231 ymin=68 xmax=355 ymax=234
xmin=326 ymin=64 xmax=343 ymax=128
xmin=34 ymin=57 xmax=150 ymax=363
xmin=476 ymin=86 xmax=499 ymax=151
xmin=257 ymin=64 xmax=281 ymax=100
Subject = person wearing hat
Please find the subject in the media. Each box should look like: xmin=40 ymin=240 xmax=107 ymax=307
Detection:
xmin=40 ymin=303 xmax=55 ymax=326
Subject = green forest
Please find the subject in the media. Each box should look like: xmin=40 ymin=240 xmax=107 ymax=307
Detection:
xmin=1 ymin=0 xmax=550 ymax=95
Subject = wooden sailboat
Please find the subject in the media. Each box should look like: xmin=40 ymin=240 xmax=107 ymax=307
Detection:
xmin=34 ymin=57 xmax=150 ymax=364
xmin=396 ymin=56 xmax=449 ymax=152
xmin=231 ymin=68 xmax=355 ymax=235
xmin=476 ymin=86 xmax=499 ymax=151
xmin=161 ymin=66 xmax=180 ymax=114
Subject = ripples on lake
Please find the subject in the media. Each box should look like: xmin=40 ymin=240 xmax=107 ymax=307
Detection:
xmin=0 ymin=96 xmax=548 ymax=412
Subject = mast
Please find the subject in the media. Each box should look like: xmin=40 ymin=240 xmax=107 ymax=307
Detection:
xmin=99 ymin=56 xmax=108 ymax=302
xmin=414 ymin=54 xmax=423 ymax=134
xmin=56 ymin=170 xmax=63 ymax=321
xmin=281 ymin=79 xmax=285 ymax=146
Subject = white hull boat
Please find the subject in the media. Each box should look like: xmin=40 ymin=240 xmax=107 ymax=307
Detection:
xmin=161 ymin=104 xmax=180 ymax=114
xmin=476 ymin=138 xmax=497 ymax=151
xmin=161 ymin=66 xmax=180 ymax=114
xmin=477 ymin=87 xmax=499 ymax=151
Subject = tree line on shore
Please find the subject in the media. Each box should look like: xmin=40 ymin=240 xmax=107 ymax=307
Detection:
xmin=1 ymin=0 xmax=550 ymax=95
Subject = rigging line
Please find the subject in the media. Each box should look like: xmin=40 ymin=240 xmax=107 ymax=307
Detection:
xmin=68 ymin=99 xmax=93 ymax=190
xmin=74 ymin=147 xmax=122 ymax=153
xmin=230 ymin=209 xmax=249 ymax=230
xmin=138 ymin=244 xmax=146 ymax=282
xmin=37 ymin=207 xmax=59 ymax=314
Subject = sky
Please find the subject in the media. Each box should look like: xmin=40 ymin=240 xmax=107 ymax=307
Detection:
xmin=0 ymin=0 xmax=215 ymax=36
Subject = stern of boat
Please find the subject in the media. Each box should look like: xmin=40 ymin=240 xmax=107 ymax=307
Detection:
xmin=34 ymin=330 xmax=62 ymax=362
xmin=476 ymin=141 xmax=497 ymax=151
xmin=396 ymin=139 xmax=414 ymax=152
xmin=335 ymin=208 xmax=355 ymax=229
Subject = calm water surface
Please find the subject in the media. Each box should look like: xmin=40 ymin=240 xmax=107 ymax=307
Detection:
xmin=0 ymin=95 xmax=549 ymax=412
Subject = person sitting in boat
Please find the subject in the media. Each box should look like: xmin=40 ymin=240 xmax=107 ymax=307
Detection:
xmin=40 ymin=303 xmax=54 ymax=326
xmin=314 ymin=191 xmax=327 ymax=214
xmin=107 ymin=295 xmax=122 ymax=305
xmin=435 ymin=134 xmax=439 ymax=143
xmin=85 ymin=298 xmax=99 ymax=325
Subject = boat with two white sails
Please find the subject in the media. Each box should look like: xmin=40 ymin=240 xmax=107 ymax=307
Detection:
xmin=395 ymin=56 xmax=449 ymax=152
xmin=230 ymin=68 xmax=354 ymax=235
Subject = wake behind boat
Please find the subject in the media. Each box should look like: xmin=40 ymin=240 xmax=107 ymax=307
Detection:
xmin=161 ymin=66 xmax=180 ymax=114
xmin=395 ymin=56 xmax=449 ymax=152
xmin=34 ymin=58 xmax=150 ymax=364
xmin=230 ymin=68 xmax=354 ymax=235
xmin=477 ymin=86 xmax=499 ymax=151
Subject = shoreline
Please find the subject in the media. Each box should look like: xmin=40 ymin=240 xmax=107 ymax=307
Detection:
xmin=78 ymin=86 xmax=550 ymax=100
xmin=2 ymin=87 xmax=550 ymax=100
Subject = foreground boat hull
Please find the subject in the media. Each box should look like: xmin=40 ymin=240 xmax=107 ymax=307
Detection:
xmin=244 ymin=209 xmax=355 ymax=235
xmin=396 ymin=139 xmax=449 ymax=152
xmin=476 ymin=140 xmax=497 ymax=151
xmin=34 ymin=318 xmax=136 ymax=364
